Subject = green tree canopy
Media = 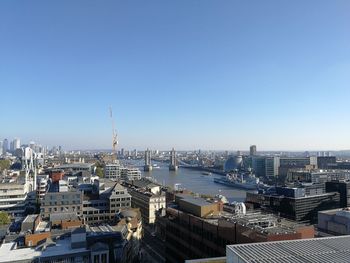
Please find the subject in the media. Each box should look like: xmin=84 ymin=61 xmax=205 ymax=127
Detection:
xmin=0 ymin=211 xmax=10 ymax=225
xmin=0 ymin=160 xmax=11 ymax=171
xmin=95 ymin=166 xmax=104 ymax=177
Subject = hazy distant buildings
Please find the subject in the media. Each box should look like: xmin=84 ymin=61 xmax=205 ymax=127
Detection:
xmin=249 ymin=145 xmax=257 ymax=156
xmin=317 ymin=156 xmax=337 ymax=169
xmin=2 ymin=139 xmax=8 ymax=154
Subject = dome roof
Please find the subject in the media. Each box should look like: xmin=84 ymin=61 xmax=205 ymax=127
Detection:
xmin=224 ymin=155 xmax=243 ymax=172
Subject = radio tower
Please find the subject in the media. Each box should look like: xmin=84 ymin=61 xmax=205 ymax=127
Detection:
xmin=109 ymin=107 xmax=118 ymax=162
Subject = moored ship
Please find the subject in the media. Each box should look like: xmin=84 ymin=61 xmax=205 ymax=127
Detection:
xmin=214 ymin=171 xmax=259 ymax=190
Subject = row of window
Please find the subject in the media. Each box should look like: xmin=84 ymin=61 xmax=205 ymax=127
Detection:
xmin=43 ymin=206 xmax=81 ymax=213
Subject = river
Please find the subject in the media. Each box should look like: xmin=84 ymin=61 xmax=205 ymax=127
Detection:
xmin=122 ymin=160 xmax=251 ymax=202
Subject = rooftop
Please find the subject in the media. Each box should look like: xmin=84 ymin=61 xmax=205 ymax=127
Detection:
xmin=227 ymin=235 xmax=350 ymax=263
xmin=126 ymin=178 xmax=160 ymax=189
xmin=180 ymin=196 xmax=213 ymax=207
xmin=22 ymin=214 xmax=38 ymax=224
xmin=55 ymin=163 xmax=93 ymax=169
xmin=50 ymin=213 xmax=80 ymax=222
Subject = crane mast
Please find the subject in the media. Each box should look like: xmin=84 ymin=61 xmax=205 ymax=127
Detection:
xmin=109 ymin=107 xmax=118 ymax=162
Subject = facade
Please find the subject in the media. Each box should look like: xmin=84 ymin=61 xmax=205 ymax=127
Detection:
xmin=120 ymin=167 xmax=141 ymax=181
xmin=0 ymin=181 xmax=33 ymax=217
xmin=159 ymin=195 xmax=314 ymax=263
xmin=251 ymin=156 xmax=266 ymax=177
xmin=318 ymin=208 xmax=350 ymax=235
xmin=104 ymin=163 xmax=121 ymax=180
xmin=123 ymin=179 xmax=166 ymax=224
xmin=246 ymin=185 xmax=341 ymax=223
xmin=40 ymin=185 xmax=83 ymax=219
xmin=287 ymin=169 xmax=350 ymax=184
xmin=317 ymin=156 xmax=337 ymax=169
xmin=82 ymin=183 xmax=131 ymax=224
xmin=278 ymin=157 xmax=317 ymax=180
xmin=265 ymin=156 xmax=280 ymax=178
xmin=55 ymin=163 xmax=94 ymax=173
xmin=325 ymin=180 xmax=350 ymax=208
xmin=36 ymin=175 xmax=48 ymax=200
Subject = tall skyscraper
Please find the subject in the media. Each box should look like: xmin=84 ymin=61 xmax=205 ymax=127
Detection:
xmin=0 ymin=141 xmax=3 ymax=156
xmin=250 ymin=145 xmax=257 ymax=156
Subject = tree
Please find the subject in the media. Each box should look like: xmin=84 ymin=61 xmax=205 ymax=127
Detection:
xmin=95 ymin=166 xmax=104 ymax=177
xmin=0 ymin=211 xmax=10 ymax=225
xmin=0 ymin=160 xmax=10 ymax=172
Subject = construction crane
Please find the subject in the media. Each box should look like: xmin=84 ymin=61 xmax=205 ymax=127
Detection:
xmin=109 ymin=107 xmax=118 ymax=162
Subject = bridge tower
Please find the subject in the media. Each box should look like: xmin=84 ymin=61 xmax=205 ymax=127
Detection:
xmin=169 ymin=148 xmax=178 ymax=171
xmin=144 ymin=148 xmax=152 ymax=171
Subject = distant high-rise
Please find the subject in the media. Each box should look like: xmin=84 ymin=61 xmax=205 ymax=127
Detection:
xmin=10 ymin=138 xmax=21 ymax=152
xmin=29 ymin=141 xmax=35 ymax=150
xmin=0 ymin=141 xmax=3 ymax=156
xmin=3 ymin=139 xmax=9 ymax=154
xmin=169 ymin=148 xmax=178 ymax=171
xmin=144 ymin=148 xmax=152 ymax=171
xmin=250 ymin=145 xmax=257 ymax=156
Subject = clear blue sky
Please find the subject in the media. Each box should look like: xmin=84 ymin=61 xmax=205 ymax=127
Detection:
xmin=1 ymin=1 xmax=349 ymax=151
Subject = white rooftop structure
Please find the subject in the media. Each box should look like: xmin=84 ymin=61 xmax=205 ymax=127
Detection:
xmin=227 ymin=235 xmax=350 ymax=263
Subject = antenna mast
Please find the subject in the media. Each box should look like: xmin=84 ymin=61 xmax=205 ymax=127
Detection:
xmin=109 ymin=107 xmax=118 ymax=162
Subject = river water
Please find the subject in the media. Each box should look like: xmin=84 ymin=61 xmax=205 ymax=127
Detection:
xmin=123 ymin=160 xmax=250 ymax=202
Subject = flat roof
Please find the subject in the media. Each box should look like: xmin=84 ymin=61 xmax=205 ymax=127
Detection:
xmin=22 ymin=214 xmax=38 ymax=224
xmin=55 ymin=163 xmax=93 ymax=169
xmin=227 ymin=235 xmax=350 ymax=263
xmin=180 ymin=197 xmax=213 ymax=207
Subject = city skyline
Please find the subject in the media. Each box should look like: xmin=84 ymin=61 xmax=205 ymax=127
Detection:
xmin=1 ymin=1 xmax=350 ymax=150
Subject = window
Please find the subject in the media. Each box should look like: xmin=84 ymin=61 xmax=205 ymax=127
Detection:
xmin=101 ymin=253 xmax=107 ymax=263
